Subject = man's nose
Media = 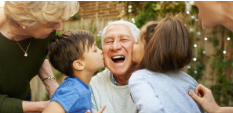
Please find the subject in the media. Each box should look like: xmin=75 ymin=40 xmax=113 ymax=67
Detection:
xmin=112 ymin=41 xmax=121 ymax=51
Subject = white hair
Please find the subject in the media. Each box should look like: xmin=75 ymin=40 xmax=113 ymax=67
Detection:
xmin=101 ymin=20 xmax=140 ymax=43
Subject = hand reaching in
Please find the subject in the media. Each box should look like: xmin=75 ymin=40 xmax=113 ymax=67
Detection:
xmin=188 ymin=84 xmax=220 ymax=112
xmin=85 ymin=106 xmax=106 ymax=113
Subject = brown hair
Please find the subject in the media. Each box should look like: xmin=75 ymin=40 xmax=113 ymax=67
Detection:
xmin=48 ymin=30 xmax=95 ymax=76
xmin=139 ymin=15 xmax=192 ymax=73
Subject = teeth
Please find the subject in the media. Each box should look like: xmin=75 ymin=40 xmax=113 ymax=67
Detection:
xmin=112 ymin=56 xmax=125 ymax=59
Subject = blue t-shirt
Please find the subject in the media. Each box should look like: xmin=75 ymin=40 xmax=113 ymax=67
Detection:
xmin=50 ymin=77 xmax=91 ymax=113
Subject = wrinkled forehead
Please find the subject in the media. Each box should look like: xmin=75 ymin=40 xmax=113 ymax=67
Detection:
xmin=103 ymin=24 xmax=134 ymax=39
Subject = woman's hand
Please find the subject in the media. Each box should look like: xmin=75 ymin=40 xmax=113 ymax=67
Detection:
xmin=85 ymin=106 xmax=106 ymax=113
xmin=38 ymin=59 xmax=59 ymax=97
xmin=188 ymin=84 xmax=220 ymax=112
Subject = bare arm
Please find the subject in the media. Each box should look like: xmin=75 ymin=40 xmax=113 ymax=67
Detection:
xmin=189 ymin=84 xmax=233 ymax=113
xmin=38 ymin=59 xmax=59 ymax=97
xmin=42 ymin=101 xmax=65 ymax=113
xmin=22 ymin=101 xmax=50 ymax=113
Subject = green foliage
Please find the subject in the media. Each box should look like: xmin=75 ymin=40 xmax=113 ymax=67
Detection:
xmin=210 ymin=39 xmax=233 ymax=106
xmin=72 ymin=13 xmax=79 ymax=20
xmin=122 ymin=1 xmax=186 ymax=28
xmin=188 ymin=48 xmax=205 ymax=80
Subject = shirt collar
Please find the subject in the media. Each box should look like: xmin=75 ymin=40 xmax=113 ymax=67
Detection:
xmin=109 ymin=72 xmax=128 ymax=86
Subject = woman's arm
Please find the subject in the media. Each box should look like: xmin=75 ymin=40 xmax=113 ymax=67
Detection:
xmin=38 ymin=59 xmax=59 ymax=97
xmin=22 ymin=101 xmax=50 ymax=113
xmin=189 ymin=84 xmax=233 ymax=113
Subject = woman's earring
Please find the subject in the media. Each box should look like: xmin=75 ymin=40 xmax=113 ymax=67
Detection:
xmin=22 ymin=26 xmax=26 ymax=29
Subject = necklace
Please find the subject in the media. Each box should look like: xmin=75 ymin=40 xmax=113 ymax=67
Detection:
xmin=13 ymin=37 xmax=32 ymax=57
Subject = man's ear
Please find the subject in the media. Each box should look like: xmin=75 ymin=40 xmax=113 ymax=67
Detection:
xmin=72 ymin=60 xmax=84 ymax=71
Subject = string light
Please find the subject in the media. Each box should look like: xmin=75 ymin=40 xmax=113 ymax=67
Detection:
xmin=191 ymin=15 xmax=195 ymax=19
xmin=194 ymin=44 xmax=197 ymax=48
xmin=195 ymin=19 xmax=198 ymax=22
xmin=194 ymin=70 xmax=197 ymax=74
xmin=128 ymin=9 xmax=132 ymax=13
xmin=197 ymin=32 xmax=201 ymax=35
xmin=131 ymin=18 xmax=135 ymax=23
xmin=227 ymin=37 xmax=231 ymax=41
xmin=186 ymin=11 xmax=190 ymax=15
xmin=187 ymin=65 xmax=191 ymax=69
xmin=204 ymin=37 xmax=208 ymax=41
xmin=203 ymin=51 xmax=206 ymax=54
xmin=128 ymin=5 xmax=132 ymax=8
xmin=193 ymin=58 xmax=197 ymax=61
xmin=189 ymin=28 xmax=194 ymax=32
xmin=223 ymin=51 xmax=226 ymax=54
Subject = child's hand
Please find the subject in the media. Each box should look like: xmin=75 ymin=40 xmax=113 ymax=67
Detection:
xmin=85 ymin=106 xmax=106 ymax=113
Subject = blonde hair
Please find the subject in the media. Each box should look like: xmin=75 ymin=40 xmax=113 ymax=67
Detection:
xmin=4 ymin=1 xmax=79 ymax=27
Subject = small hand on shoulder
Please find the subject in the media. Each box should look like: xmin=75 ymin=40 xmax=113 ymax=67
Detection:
xmin=85 ymin=106 xmax=106 ymax=113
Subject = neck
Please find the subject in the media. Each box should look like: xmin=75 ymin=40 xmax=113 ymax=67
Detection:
xmin=220 ymin=2 xmax=233 ymax=32
xmin=113 ymin=72 xmax=132 ymax=85
xmin=73 ymin=70 xmax=93 ymax=85
xmin=0 ymin=8 xmax=30 ymax=41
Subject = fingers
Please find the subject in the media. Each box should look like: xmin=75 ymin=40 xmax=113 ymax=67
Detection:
xmin=85 ymin=110 xmax=91 ymax=113
xmin=188 ymin=91 xmax=202 ymax=103
xmin=97 ymin=106 xmax=106 ymax=113
xmin=195 ymin=84 xmax=205 ymax=97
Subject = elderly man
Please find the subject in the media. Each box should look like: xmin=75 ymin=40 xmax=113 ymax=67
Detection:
xmin=90 ymin=20 xmax=140 ymax=113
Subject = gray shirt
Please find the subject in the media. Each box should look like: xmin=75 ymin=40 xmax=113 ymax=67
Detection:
xmin=129 ymin=69 xmax=204 ymax=113
xmin=90 ymin=69 xmax=138 ymax=113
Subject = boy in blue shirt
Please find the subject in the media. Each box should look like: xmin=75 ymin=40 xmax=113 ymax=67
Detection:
xmin=43 ymin=30 xmax=105 ymax=113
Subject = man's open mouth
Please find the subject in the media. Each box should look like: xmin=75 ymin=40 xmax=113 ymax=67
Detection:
xmin=111 ymin=56 xmax=125 ymax=63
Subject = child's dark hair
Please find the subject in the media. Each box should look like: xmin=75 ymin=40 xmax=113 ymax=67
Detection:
xmin=139 ymin=14 xmax=192 ymax=73
xmin=48 ymin=30 xmax=95 ymax=76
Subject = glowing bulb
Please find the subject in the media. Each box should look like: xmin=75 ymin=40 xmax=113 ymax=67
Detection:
xmin=194 ymin=70 xmax=197 ymax=74
xmin=189 ymin=28 xmax=194 ymax=32
xmin=204 ymin=37 xmax=208 ymax=41
xmin=186 ymin=11 xmax=190 ymax=15
xmin=227 ymin=37 xmax=231 ymax=41
xmin=187 ymin=65 xmax=191 ymax=69
xmin=194 ymin=44 xmax=197 ymax=48
xmin=223 ymin=51 xmax=226 ymax=54
xmin=193 ymin=58 xmax=197 ymax=61
xmin=191 ymin=15 xmax=195 ymax=19
xmin=203 ymin=51 xmax=206 ymax=54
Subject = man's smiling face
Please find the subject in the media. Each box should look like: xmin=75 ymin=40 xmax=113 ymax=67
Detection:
xmin=102 ymin=24 xmax=135 ymax=76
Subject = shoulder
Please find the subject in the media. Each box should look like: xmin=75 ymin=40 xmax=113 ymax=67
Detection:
xmin=51 ymin=86 xmax=80 ymax=103
xmin=129 ymin=69 xmax=153 ymax=83
xmin=131 ymin=69 xmax=153 ymax=79
xmin=91 ymin=69 xmax=110 ymax=84
xmin=179 ymin=71 xmax=198 ymax=84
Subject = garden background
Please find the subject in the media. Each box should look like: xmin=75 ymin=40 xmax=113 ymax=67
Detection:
xmin=28 ymin=1 xmax=233 ymax=107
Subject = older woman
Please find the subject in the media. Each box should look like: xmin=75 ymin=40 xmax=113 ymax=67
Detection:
xmin=188 ymin=1 xmax=233 ymax=113
xmin=0 ymin=1 xmax=79 ymax=112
